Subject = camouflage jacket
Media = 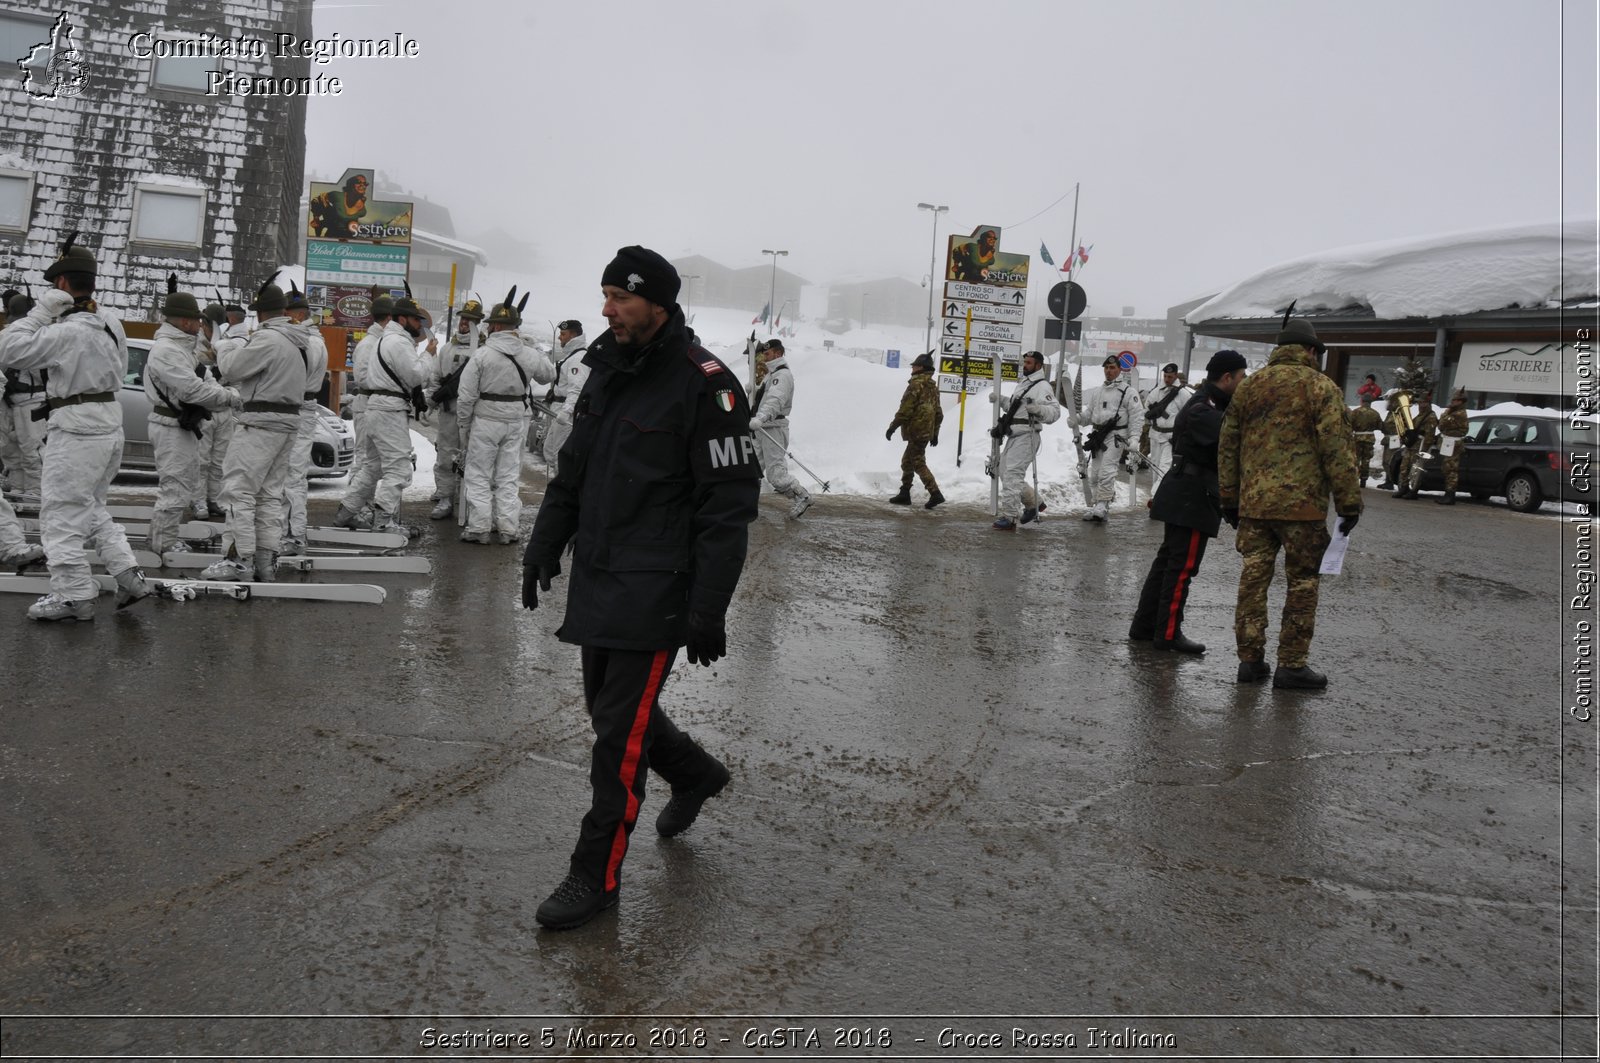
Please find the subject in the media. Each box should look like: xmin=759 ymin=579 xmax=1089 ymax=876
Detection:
xmin=1219 ymin=344 xmax=1362 ymax=521
xmin=1437 ymin=407 xmax=1469 ymax=438
xmin=890 ymin=371 xmax=944 ymax=442
xmin=1347 ymin=405 xmax=1382 ymax=437
xmin=1383 ymin=393 xmax=1437 ymax=445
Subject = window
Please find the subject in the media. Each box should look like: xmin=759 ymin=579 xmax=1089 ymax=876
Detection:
xmin=0 ymin=12 xmax=53 ymax=83
xmin=0 ymin=168 xmax=33 ymax=232
xmin=1465 ymin=418 xmax=1488 ymax=443
xmin=131 ymin=184 xmax=205 ymax=247
xmin=152 ymin=54 xmax=217 ymax=92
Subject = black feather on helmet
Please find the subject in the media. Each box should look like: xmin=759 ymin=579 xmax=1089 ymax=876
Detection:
xmin=390 ymin=278 xmax=426 ymax=320
xmin=162 ymin=272 xmax=201 ymax=319
xmin=44 ymin=230 xmax=96 ymax=282
xmin=1275 ymin=299 xmax=1326 ymax=353
xmin=284 ymin=279 xmax=309 ymax=313
xmin=487 ymin=285 xmax=527 ymax=327
xmin=251 ymin=270 xmax=287 ymax=314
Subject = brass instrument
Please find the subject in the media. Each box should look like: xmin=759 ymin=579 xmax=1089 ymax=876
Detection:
xmin=1394 ymin=391 xmax=1416 ymax=433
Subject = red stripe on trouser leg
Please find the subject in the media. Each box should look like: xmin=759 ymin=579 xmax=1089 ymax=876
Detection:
xmin=1163 ymin=529 xmax=1203 ymax=640
xmin=604 ymin=649 xmax=668 ymax=892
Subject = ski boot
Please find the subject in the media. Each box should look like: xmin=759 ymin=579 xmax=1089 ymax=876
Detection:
xmin=332 ymin=502 xmax=369 ymax=529
xmin=191 ymin=500 xmax=211 ymax=521
xmin=992 ymin=517 xmax=1017 ymax=532
xmin=200 ymin=556 xmax=252 ymax=582
xmin=493 ymin=531 xmax=518 ymax=546
xmin=28 ymin=593 xmax=94 ymax=622
xmin=253 ymin=549 xmax=278 ymax=583
xmin=1020 ymin=507 xmax=1039 ymax=525
xmin=113 ymin=567 xmax=152 ymax=609
xmin=2 ymin=542 xmax=46 ymax=570
xmin=429 ymin=496 xmax=454 ymax=520
xmin=787 ymin=494 xmax=813 ymax=519
xmin=279 ymin=536 xmax=305 ymax=556
xmin=369 ymin=508 xmax=415 ymax=538
xmin=459 ymin=530 xmax=490 ymax=544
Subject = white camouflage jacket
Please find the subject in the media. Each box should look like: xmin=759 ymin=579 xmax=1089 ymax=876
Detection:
xmin=143 ymin=322 xmax=235 ymax=428
xmin=0 ymin=294 xmax=127 ymax=436
xmin=457 ymin=329 xmax=555 ymax=430
xmin=750 ymin=356 xmax=795 ymax=428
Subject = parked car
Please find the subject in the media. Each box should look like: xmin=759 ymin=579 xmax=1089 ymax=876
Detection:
xmin=119 ymin=337 xmax=355 ymax=477
xmin=1387 ymin=411 xmax=1591 ymax=512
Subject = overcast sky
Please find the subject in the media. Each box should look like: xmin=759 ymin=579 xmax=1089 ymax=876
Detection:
xmin=305 ymin=0 xmax=1596 ymax=318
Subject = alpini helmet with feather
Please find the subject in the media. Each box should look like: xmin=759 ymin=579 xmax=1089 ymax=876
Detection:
xmin=43 ymin=231 xmax=96 ymax=282
xmin=284 ymin=280 xmax=310 ymax=314
xmin=251 ymin=270 xmax=288 ymax=314
xmin=161 ymin=273 xmax=201 ymax=319
xmin=1274 ymin=300 xmax=1326 ymax=353
xmin=487 ymin=285 xmax=530 ymax=327
xmin=458 ymin=297 xmax=485 ymax=322
xmin=390 ymin=279 xmax=426 ymax=321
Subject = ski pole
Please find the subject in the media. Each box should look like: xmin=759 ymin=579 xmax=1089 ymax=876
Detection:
xmin=755 ymin=426 xmax=830 ymax=492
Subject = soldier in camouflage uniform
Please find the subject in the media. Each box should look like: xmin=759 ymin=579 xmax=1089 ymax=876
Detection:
xmin=886 ymin=352 xmax=945 ymax=509
xmin=1434 ymin=387 xmax=1470 ymax=505
xmin=1219 ymin=316 xmax=1362 ymax=690
xmin=1393 ymin=389 xmax=1438 ymax=500
xmin=1346 ymin=394 xmax=1382 ymax=487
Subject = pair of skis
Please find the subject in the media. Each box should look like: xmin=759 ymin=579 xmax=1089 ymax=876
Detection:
xmin=0 ymin=573 xmax=385 ymax=604
xmin=16 ymin=545 xmax=430 ymax=574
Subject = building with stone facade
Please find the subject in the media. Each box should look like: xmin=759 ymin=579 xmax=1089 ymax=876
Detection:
xmin=0 ymin=1 xmax=311 ymax=317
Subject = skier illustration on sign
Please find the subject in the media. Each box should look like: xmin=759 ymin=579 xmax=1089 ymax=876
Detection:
xmin=522 ymin=246 xmax=760 ymax=931
xmin=749 ymin=339 xmax=813 ymax=519
xmin=990 ymin=350 xmax=1060 ymax=530
xmin=948 ymin=227 xmax=1000 ymax=283
xmin=455 ymin=288 xmax=553 ymax=544
xmin=0 ymin=234 xmax=150 ymax=619
xmin=309 ymin=172 xmax=369 ymax=238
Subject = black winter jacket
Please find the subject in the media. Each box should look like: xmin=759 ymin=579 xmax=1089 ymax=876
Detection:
xmin=1149 ymin=380 xmax=1230 ymax=537
xmin=526 ymin=310 xmax=761 ymax=650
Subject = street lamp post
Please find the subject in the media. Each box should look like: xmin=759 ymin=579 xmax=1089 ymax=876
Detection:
xmin=759 ymin=249 xmax=788 ymax=391
xmin=917 ymin=202 xmax=947 ymax=353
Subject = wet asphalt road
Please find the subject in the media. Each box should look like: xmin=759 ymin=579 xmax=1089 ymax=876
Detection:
xmin=0 ymin=468 xmax=1594 ymax=1060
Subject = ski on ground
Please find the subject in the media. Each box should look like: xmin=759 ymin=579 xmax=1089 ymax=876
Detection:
xmin=157 ymin=551 xmax=431 ymax=575
xmin=0 ymin=574 xmax=386 ymax=604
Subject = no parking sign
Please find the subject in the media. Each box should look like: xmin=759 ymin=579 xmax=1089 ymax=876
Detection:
xmin=1117 ymin=350 xmax=1139 ymax=372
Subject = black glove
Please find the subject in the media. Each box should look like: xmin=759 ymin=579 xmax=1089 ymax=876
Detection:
xmin=685 ymin=610 xmax=727 ymax=667
xmin=521 ymin=561 xmax=559 ymax=610
xmin=1338 ymin=512 xmax=1360 ymax=535
xmin=885 ymin=426 xmax=896 ymax=441
xmin=929 ymin=435 xmax=939 ymax=447
xmin=1402 ymin=429 xmax=1420 ymax=447
xmin=989 ymin=425 xmax=1004 ymax=440
xmin=1222 ymin=506 xmax=1240 ymax=529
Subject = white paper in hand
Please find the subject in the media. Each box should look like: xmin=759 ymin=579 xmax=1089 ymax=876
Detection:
xmin=1320 ymin=526 xmax=1351 ymax=575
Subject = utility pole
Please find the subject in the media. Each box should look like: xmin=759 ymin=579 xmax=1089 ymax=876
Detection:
xmin=917 ymin=203 xmax=948 ymax=354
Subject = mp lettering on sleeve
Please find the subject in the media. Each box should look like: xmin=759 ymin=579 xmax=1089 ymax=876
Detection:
xmin=708 ymin=434 xmax=760 ymax=469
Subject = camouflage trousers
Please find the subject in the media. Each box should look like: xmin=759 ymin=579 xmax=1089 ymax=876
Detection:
xmin=1398 ymin=442 xmax=1425 ymax=490
xmin=1354 ymin=440 xmax=1375 ymax=481
xmin=1441 ymin=451 xmax=1462 ymax=491
xmin=1234 ymin=517 xmax=1330 ymax=669
xmin=900 ymin=440 xmax=938 ymax=491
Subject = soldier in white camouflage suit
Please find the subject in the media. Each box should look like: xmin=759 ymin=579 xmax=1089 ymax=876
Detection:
xmin=1078 ymin=353 xmax=1144 ymax=522
xmin=426 ymin=298 xmax=483 ymax=519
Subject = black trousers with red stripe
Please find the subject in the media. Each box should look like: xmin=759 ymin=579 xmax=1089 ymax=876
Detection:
xmin=571 ymin=646 xmax=707 ymax=893
xmin=1132 ymin=522 xmax=1210 ymax=641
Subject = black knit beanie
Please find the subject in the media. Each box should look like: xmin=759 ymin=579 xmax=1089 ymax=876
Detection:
xmin=601 ymin=246 xmax=680 ymax=307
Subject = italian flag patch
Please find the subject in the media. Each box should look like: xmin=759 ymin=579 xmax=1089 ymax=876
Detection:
xmin=714 ymin=389 xmax=735 ymax=413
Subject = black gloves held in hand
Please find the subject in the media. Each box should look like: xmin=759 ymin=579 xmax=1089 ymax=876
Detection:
xmin=521 ymin=561 xmax=559 ymax=610
xmin=1338 ymin=512 xmax=1360 ymax=535
xmin=884 ymin=426 xmax=895 ymax=441
xmin=685 ymin=611 xmax=727 ymax=667
xmin=929 ymin=435 xmax=939 ymax=447
xmin=1222 ymin=506 xmax=1240 ymax=530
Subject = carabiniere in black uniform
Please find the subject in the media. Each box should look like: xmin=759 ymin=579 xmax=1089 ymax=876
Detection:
xmin=524 ymin=267 xmax=760 ymax=929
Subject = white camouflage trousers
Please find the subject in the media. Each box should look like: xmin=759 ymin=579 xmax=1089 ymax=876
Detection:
xmin=1000 ymin=429 xmax=1040 ymax=517
xmin=8 ymin=401 xmax=47 ymax=496
xmin=343 ymin=408 xmax=412 ymax=515
xmin=432 ymin=402 xmax=461 ymax=500
xmin=281 ymin=409 xmax=317 ymax=539
xmin=39 ymin=429 xmax=138 ymax=600
xmin=219 ymin=424 xmax=295 ymax=558
xmin=1087 ymin=438 xmax=1126 ymax=506
xmin=197 ymin=408 xmax=234 ymax=505
xmin=754 ymin=422 xmax=806 ymax=500
xmin=542 ymin=412 xmax=571 ymax=469
xmin=462 ymin=417 xmax=526 ymax=536
xmin=0 ymin=487 xmax=27 ymax=555
xmin=150 ymin=421 xmax=201 ymax=555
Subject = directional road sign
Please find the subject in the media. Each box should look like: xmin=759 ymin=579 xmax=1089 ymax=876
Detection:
xmin=942 ymin=299 xmax=1025 ymax=325
xmin=941 ymin=337 xmax=1021 ymax=361
xmin=945 ymin=280 xmax=1028 ymax=305
xmin=942 ymin=317 xmax=1023 ymax=343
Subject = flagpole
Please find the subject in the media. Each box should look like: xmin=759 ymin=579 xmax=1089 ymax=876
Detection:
xmin=1055 ymin=182 xmax=1080 ymax=405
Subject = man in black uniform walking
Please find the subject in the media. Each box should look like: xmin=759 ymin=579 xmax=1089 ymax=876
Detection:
xmin=1129 ymin=349 xmax=1248 ymax=654
xmin=523 ymin=246 xmax=762 ymax=931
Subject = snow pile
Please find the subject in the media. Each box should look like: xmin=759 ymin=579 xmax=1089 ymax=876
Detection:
xmin=1187 ymin=220 xmax=1599 ymax=323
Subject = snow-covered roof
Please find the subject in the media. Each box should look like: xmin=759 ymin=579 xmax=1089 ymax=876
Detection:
xmin=412 ymin=228 xmax=488 ymax=265
xmin=1187 ymin=220 xmax=1599 ymax=324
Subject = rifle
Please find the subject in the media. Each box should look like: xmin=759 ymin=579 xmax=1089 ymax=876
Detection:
xmin=1070 ymin=361 xmax=1093 ymax=505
